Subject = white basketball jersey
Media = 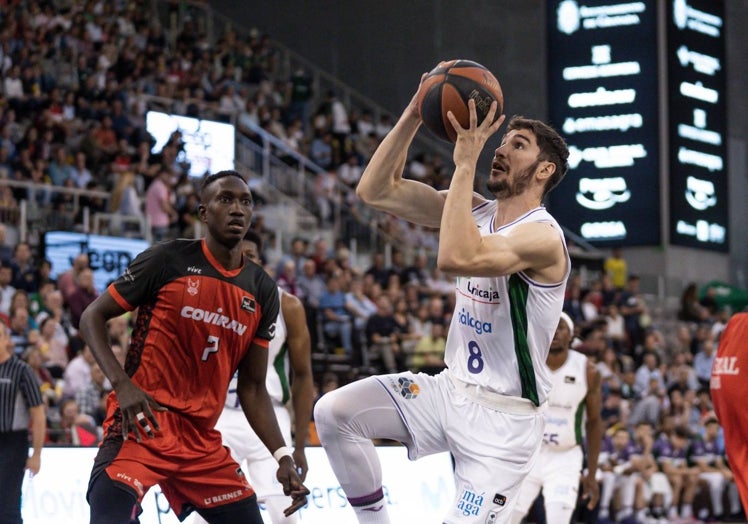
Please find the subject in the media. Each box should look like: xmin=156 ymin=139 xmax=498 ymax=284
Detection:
xmin=225 ymin=287 xmax=289 ymax=409
xmin=544 ymin=349 xmax=589 ymax=451
xmin=445 ymin=202 xmax=569 ymax=406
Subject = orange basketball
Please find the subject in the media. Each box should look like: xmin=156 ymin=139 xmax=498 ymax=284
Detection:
xmin=417 ymin=59 xmax=504 ymax=143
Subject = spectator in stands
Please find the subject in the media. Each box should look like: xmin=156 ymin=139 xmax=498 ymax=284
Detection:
xmin=0 ymin=261 xmax=16 ymax=319
xmin=392 ymin=296 xmax=419 ymax=358
xmin=618 ymin=275 xmax=647 ymax=354
xmin=364 ymin=294 xmax=404 ymax=374
xmin=9 ymin=241 xmax=36 ymax=292
xmin=49 ymin=397 xmax=98 ymax=446
xmin=598 ymin=426 xmax=638 ymax=523
xmin=634 ymin=351 xmax=666 ymax=399
xmin=8 ymin=305 xmax=35 ymax=357
xmin=0 ymin=225 xmax=13 ymax=265
xmin=693 ymin=338 xmax=716 ymax=389
xmin=36 ymin=289 xmax=72 ymax=349
xmin=144 ymin=168 xmax=178 ymax=242
xmin=109 ymin=171 xmax=141 ymax=216
xmin=678 ymin=282 xmax=710 ymax=323
xmin=69 ymin=150 xmax=93 ymax=188
xmin=691 ymin=417 xmax=742 ymax=521
xmin=345 ymin=275 xmax=377 ymax=332
xmin=48 ymin=145 xmax=74 ymax=186
xmin=365 ymin=252 xmax=393 ymax=289
xmin=604 ymin=246 xmax=628 ymax=291
xmin=276 ymin=259 xmax=303 ymax=298
xmin=22 ymin=345 xmax=60 ymax=407
xmin=318 ymin=274 xmax=354 ymax=356
xmin=62 ymin=344 xmax=94 ymax=401
xmin=309 ymin=237 xmax=331 ymax=276
xmin=36 ymin=315 xmax=68 ymax=379
xmin=654 ymin=426 xmax=699 ymax=521
xmin=75 ymin=362 xmax=110 ymax=426
xmin=309 ymin=130 xmax=334 ymax=170
xmin=66 ymin=267 xmax=99 ymax=330
xmin=411 ymin=322 xmax=447 ymax=375
xmin=276 ymin=236 xmax=309 ymax=277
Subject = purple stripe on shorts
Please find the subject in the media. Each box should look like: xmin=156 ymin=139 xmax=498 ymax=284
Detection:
xmin=348 ymin=487 xmax=384 ymax=507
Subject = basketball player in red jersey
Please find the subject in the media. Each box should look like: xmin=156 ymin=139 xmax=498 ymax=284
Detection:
xmin=710 ymin=311 xmax=748 ymax=514
xmin=79 ymin=171 xmax=308 ymax=523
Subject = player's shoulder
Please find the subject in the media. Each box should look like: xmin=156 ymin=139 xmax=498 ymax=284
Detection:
xmin=281 ymin=289 xmax=303 ymax=310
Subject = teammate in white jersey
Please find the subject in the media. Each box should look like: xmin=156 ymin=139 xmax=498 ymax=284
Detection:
xmin=511 ymin=312 xmax=603 ymax=524
xmin=195 ymin=231 xmax=314 ymax=524
xmin=314 ymin=75 xmax=570 ymax=524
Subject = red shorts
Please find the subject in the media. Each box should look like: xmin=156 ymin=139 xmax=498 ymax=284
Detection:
xmin=711 ymin=312 xmax=748 ymax=511
xmin=92 ymin=408 xmax=254 ymax=518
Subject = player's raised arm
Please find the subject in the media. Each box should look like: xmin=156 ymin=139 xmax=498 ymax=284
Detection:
xmin=356 ymin=77 xmax=447 ymax=228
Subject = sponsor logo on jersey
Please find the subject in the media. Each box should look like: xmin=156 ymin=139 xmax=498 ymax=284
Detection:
xmin=241 ymin=296 xmax=256 ymax=312
xmin=187 ymin=277 xmax=200 ymax=296
xmin=394 ymin=377 xmax=420 ymax=399
xmin=493 ymin=493 xmax=506 ymax=506
xmin=180 ymin=306 xmax=248 ymax=335
xmin=564 ymin=375 xmax=576 ymax=384
xmin=122 ymin=268 xmax=135 ymax=283
xmin=459 ymin=278 xmax=501 ymax=304
xmin=458 ymin=308 xmax=493 ymax=335
xmin=712 ymin=356 xmax=739 ymax=375
xmin=457 ymin=488 xmax=485 ymax=517
xmin=187 ymin=266 xmax=202 ymax=274
xmin=203 ymin=489 xmax=245 ymax=506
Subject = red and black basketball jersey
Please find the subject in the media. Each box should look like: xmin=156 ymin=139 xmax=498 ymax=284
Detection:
xmin=107 ymin=238 xmax=279 ymax=430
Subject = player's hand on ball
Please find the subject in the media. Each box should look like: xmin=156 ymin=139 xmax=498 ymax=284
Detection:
xmin=447 ymin=98 xmax=504 ymax=167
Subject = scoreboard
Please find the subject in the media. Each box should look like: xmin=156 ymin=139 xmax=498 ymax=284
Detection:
xmin=667 ymin=0 xmax=728 ymax=251
xmin=547 ymin=0 xmax=728 ymax=251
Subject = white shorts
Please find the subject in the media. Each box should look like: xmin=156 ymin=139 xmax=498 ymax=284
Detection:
xmin=513 ymin=446 xmax=583 ymax=517
xmin=375 ymin=370 xmax=545 ymax=524
xmin=214 ymin=403 xmax=292 ymax=499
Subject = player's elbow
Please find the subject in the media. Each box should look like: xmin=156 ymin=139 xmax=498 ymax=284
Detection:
xmin=437 ymin=250 xmax=469 ymax=274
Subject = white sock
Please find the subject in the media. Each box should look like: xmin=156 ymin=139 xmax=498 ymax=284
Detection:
xmin=681 ymin=503 xmax=693 ymax=518
xmin=351 ymin=488 xmax=391 ymax=524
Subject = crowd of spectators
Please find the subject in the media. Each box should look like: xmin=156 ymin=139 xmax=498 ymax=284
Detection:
xmin=1 ymin=2 xmax=745 ymax=522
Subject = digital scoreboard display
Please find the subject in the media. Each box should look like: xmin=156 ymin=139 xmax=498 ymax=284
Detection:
xmin=667 ymin=0 xmax=728 ymax=251
xmin=547 ymin=0 xmax=660 ymax=247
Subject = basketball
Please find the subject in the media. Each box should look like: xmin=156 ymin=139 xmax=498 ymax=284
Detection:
xmin=417 ymin=59 xmax=504 ymax=143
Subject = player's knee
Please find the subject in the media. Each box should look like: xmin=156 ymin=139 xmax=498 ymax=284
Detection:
xmin=314 ymin=388 xmax=350 ymax=439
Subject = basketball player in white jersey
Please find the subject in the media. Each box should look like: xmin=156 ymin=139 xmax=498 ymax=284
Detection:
xmin=510 ymin=312 xmax=603 ymax=524
xmin=314 ymin=77 xmax=570 ymax=524
xmin=195 ymin=231 xmax=314 ymax=524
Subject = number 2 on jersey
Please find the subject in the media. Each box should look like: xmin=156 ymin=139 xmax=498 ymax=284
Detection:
xmin=202 ymin=335 xmax=220 ymax=361
xmin=467 ymin=340 xmax=484 ymax=374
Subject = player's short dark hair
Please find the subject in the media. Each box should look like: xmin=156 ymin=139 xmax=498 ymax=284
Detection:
xmin=506 ymin=116 xmax=569 ymax=199
xmin=200 ymin=170 xmax=248 ymax=200
xmin=243 ymin=230 xmax=263 ymax=252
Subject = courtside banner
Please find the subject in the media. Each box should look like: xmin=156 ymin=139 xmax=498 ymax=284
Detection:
xmin=22 ymin=447 xmax=455 ymax=523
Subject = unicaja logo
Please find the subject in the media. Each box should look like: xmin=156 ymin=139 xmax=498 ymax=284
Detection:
xmin=458 ymin=308 xmax=492 ymax=335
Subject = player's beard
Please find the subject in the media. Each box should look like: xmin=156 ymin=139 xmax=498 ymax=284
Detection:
xmin=486 ymin=159 xmax=541 ymax=199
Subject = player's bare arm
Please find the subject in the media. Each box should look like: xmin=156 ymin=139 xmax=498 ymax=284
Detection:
xmin=237 ymin=341 xmax=309 ymax=513
xmin=440 ymin=219 xmax=567 ymax=281
xmin=282 ymin=292 xmax=314 ymax=482
xmin=356 ymin=76 xmax=448 ymax=228
xmin=583 ymin=362 xmax=603 ymax=509
xmin=80 ymin=292 xmax=166 ymax=441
